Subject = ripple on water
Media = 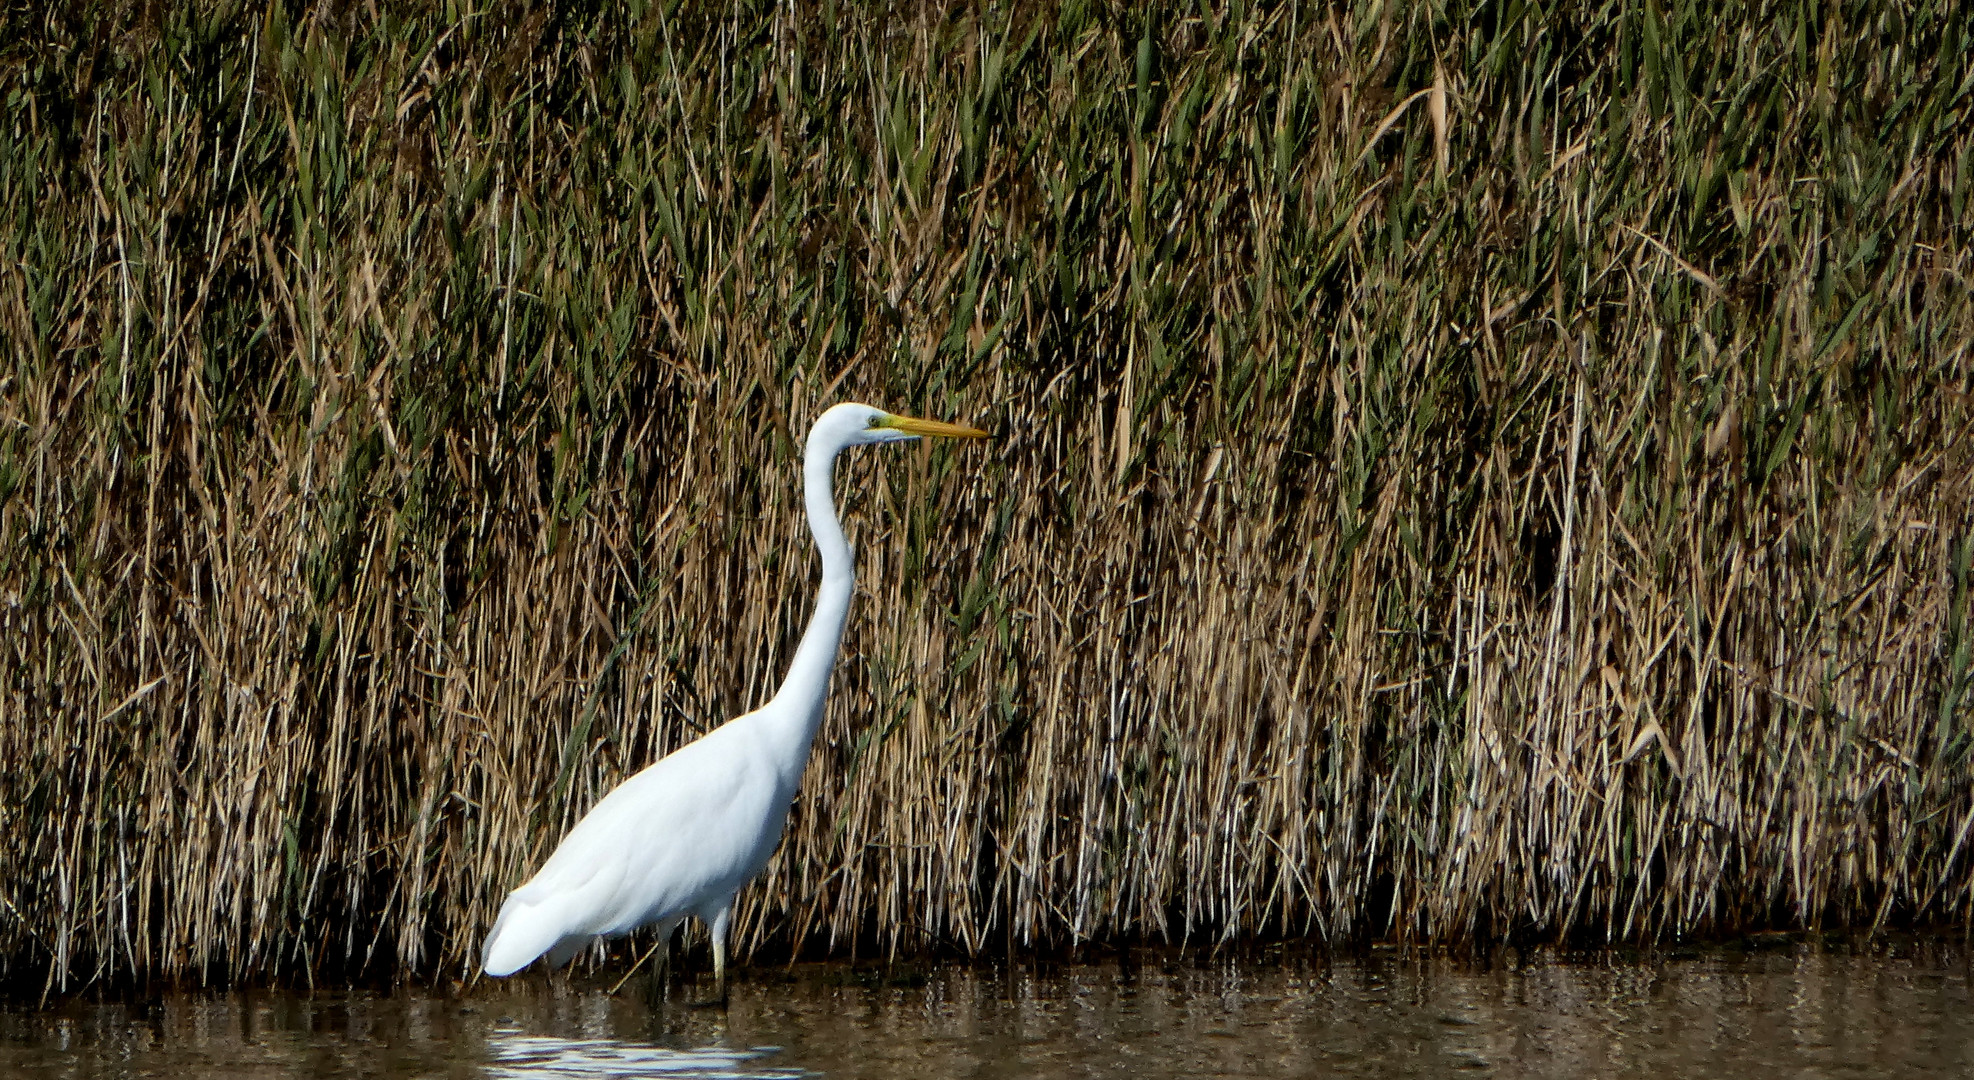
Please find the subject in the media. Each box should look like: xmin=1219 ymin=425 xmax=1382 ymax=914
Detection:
xmin=485 ymin=1030 xmax=808 ymax=1080
xmin=2 ymin=944 xmax=1970 ymax=1079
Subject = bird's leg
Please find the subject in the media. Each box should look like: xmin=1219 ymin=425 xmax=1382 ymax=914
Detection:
xmin=642 ymin=918 xmax=680 ymax=1007
xmin=712 ymin=935 xmax=728 ymax=1008
xmin=710 ymin=905 xmax=731 ymax=1009
xmin=655 ymin=939 xmax=679 ymax=1010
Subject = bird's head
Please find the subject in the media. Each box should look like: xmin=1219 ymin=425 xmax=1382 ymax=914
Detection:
xmin=813 ymin=402 xmax=990 ymax=450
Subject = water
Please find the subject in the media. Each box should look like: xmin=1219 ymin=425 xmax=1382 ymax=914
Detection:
xmin=4 ymin=942 xmax=1969 ymax=1078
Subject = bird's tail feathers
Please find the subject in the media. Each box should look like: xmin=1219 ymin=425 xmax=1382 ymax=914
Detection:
xmin=482 ymin=894 xmax=574 ymax=977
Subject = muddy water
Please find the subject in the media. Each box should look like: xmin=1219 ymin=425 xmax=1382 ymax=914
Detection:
xmin=3 ymin=943 xmax=1970 ymax=1078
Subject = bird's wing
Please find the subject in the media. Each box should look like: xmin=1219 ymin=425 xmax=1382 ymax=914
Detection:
xmin=484 ymin=716 xmax=785 ymax=975
xmin=587 ymin=720 xmax=787 ymax=928
xmin=480 ymin=818 xmax=631 ymax=976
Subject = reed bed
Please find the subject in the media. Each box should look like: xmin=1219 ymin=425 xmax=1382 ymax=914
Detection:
xmin=2 ymin=0 xmax=1970 ymax=990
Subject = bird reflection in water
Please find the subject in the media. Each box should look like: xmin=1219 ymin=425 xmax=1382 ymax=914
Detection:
xmin=485 ymin=1028 xmax=807 ymax=1079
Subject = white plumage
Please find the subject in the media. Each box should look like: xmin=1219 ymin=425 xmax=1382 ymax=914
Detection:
xmin=480 ymin=403 xmax=987 ymax=994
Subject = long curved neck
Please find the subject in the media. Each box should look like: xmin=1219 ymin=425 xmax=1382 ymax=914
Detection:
xmin=761 ymin=434 xmax=855 ymax=780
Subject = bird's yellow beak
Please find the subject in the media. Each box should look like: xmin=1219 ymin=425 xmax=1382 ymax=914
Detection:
xmin=876 ymin=414 xmax=991 ymax=439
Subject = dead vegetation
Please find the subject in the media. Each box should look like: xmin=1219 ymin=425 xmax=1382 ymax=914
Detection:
xmin=1 ymin=1 xmax=1970 ymax=989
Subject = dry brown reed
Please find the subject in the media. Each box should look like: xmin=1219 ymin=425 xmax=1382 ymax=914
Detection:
xmin=2 ymin=1 xmax=1971 ymax=990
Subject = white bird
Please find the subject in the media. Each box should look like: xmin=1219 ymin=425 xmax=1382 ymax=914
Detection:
xmin=480 ymin=402 xmax=987 ymax=998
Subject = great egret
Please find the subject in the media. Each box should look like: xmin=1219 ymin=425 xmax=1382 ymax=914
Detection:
xmin=480 ymin=402 xmax=988 ymax=998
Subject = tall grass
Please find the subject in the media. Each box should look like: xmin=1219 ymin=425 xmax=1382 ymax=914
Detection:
xmin=2 ymin=0 xmax=1970 ymax=989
